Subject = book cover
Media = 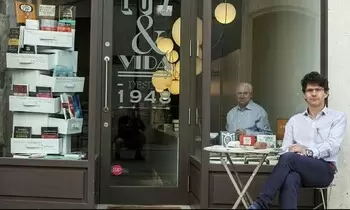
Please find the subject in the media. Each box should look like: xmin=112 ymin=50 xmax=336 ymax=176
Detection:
xmin=239 ymin=135 xmax=256 ymax=146
xmin=14 ymin=126 xmax=32 ymax=138
xmin=72 ymin=95 xmax=82 ymax=118
xmin=67 ymin=95 xmax=75 ymax=118
xmin=38 ymin=4 xmax=56 ymax=19
xmin=15 ymin=1 xmax=36 ymax=25
xmin=12 ymin=84 xmax=29 ymax=96
xmin=7 ymin=28 xmax=20 ymax=53
xmin=36 ymin=86 xmax=52 ymax=98
xmin=41 ymin=127 xmax=58 ymax=139
xmin=60 ymin=93 xmax=71 ymax=120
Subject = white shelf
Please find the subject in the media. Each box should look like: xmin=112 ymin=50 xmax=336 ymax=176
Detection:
xmin=23 ymin=28 xmax=75 ymax=48
xmin=12 ymin=70 xmax=85 ymax=93
xmin=9 ymin=96 xmax=61 ymax=114
xmin=13 ymin=113 xmax=83 ymax=135
xmin=6 ymin=53 xmax=55 ymax=70
xmin=11 ymin=138 xmax=62 ymax=154
xmin=48 ymin=118 xmax=83 ymax=135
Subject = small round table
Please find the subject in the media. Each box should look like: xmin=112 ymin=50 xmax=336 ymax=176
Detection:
xmin=204 ymin=146 xmax=276 ymax=209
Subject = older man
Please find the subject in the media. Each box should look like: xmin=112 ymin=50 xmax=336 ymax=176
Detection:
xmin=226 ymin=82 xmax=272 ymax=135
xmin=249 ymin=72 xmax=346 ymax=209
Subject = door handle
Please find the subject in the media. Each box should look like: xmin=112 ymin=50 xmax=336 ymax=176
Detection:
xmin=103 ymin=56 xmax=110 ymax=112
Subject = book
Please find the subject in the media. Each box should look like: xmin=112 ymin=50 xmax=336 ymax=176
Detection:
xmin=15 ymin=1 xmax=36 ymax=25
xmin=12 ymin=84 xmax=29 ymax=96
xmin=72 ymin=95 xmax=82 ymax=118
xmin=38 ymin=4 xmax=56 ymax=20
xmin=239 ymin=135 xmax=256 ymax=146
xmin=41 ymin=127 xmax=58 ymax=139
xmin=14 ymin=126 xmax=32 ymax=138
xmin=36 ymin=86 xmax=52 ymax=98
xmin=58 ymin=5 xmax=76 ymax=29
xmin=7 ymin=28 xmax=20 ymax=53
xmin=53 ymin=65 xmax=74 ymax=77
xmin=60 ymin=93 xmax=71 ymax=120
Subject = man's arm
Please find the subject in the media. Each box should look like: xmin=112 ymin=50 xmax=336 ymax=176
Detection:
xmin=279 ymin=119 xmax=294 ymax=155
xmin=308 ymin=113 xmax=347 ymax=159
xmin=250 ymin=110 xmax=273 ymax=135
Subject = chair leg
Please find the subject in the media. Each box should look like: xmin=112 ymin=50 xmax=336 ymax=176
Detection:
xmin=320 ymin=189 xmax=326 ymax=209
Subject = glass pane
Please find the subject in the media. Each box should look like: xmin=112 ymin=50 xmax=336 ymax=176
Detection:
xmin=2 ymin=0 xmax=90 ymax=160
xmin=110 ymin=0 xmax=181 ymax=187
xmin=192 ymin=0 xmax=203 ymax=161
xmin=209 ymin=0 xmax=321 ymax=165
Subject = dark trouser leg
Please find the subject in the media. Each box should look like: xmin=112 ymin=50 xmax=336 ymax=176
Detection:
xmin=255 ymin=152 xmax=334 ymax=209
xmin=279 ymin=171 xmax=301 ymax=209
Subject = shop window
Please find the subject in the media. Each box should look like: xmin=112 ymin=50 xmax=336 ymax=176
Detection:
xmin=207 ymin=0 xmax=322 ymax=165
xmin=0 ymin=0 xmax=91 ymax=160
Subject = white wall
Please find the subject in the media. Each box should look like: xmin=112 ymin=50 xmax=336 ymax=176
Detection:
xmin=327 ymin=0 xmax=350 ymax=208
xmin=240 ymin=0 xmax=321 ymax=133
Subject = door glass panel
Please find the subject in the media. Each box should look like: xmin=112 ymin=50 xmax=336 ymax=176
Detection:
xmin=110 ymin=0 xmax=181 ymax=187
xmin=193 ymin=0 xmax=203 ymax=160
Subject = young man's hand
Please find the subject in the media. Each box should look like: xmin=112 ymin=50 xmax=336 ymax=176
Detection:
xmin=289 ymin=144 xmax=307 ymax=155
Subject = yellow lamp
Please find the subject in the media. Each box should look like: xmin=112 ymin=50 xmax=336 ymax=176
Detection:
xmin=152 ymin=70 xmax=172 ymax=90
xmin=172 ymin=17 xmax=203 ymax=47
xmin=172 ymin=69 xmax=180 ymax=80
xmin=214 ymin=3 xmax=236 ymax=24
xmin=197 ymin=46 xmax=202 ymax=59
xmin=160 ymin=90 xmax=171 ymax=100
xmin=155 ymin=88 xmax=164 ymax=93
xmin=196 ymin=57 xmax=202 ymax=75
xmin=168 ymin=80 xmax=180 ymax=95
xmin=166 ymin=50 xmax=179 ymax=63
xmin=157 ymin=38 xmax=174 ymax=54
xmin=155 ymin=36 xmax=163 ymax=45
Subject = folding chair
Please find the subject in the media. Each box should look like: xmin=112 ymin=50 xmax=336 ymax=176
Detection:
xmin=312 ymin=183 xmax=335 ymax=209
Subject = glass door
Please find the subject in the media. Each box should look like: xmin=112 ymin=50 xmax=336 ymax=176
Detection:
xmin=100 ymin=0 xmax=191 ymax=204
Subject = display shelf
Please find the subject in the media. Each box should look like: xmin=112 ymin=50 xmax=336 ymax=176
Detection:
xmin=23 ymin=27 xmax=75 ymax=49
xmin=9 ymin=96 xmax=61 ymax=113
xmin=12 ymin=70 xmax=85 ymax=92
xmin=6 ymin=53 xmax=55 ymax=70
xmin=11 ymin=138 xmax=62 ymax=154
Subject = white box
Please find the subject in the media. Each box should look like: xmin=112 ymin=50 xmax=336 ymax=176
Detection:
xmin=11 ymin=138 xmax=62 ymax=154
xmin=256 ymin=135 xmax=277 ymax=148
xmin=23 ymin=28 xmax=74 ymax=48
xmin=9 ymin=96 xmax=60 ymax=114
xmin=13 ymin=112 xmax=50 ymax=135
xmin=6 ymin=53 xmax=55 ymax=70
xmin=12 ymin=70 xmax=85 ymax=93
xmin=39 ymin=76 xmax=85 ymax=93
xmin=48 ymin=118 xmax=83 ymax=134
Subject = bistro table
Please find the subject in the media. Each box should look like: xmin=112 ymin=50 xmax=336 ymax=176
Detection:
xmin=203 ymin=145 xmax=276 ymax=209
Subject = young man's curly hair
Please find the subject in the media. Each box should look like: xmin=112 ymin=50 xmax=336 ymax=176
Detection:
xmin=301 ymin=71 xmax=329 ymax=93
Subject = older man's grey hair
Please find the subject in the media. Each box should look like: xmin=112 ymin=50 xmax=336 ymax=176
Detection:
xmin=236 ymin=82 xmax=253 ymax=93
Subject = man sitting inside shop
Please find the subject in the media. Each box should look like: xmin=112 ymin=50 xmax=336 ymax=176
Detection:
xmin=226 ymin=82 xmax=272 ymax=135
xmin=249 ymin=72 xmax=346 ymax=209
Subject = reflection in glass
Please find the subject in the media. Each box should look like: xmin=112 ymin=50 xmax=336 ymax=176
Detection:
xmin=209 ymin=0 xmax=322 ymax=165
xmin=110 ymin=0 xmax=181 ymax=187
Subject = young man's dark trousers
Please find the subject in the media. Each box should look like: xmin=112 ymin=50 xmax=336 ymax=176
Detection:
xmin=255 ymin=152 xmax=335 ymax=209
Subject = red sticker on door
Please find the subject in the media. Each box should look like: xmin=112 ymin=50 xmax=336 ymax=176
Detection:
xmin=111 ymin=165 xmax=123 ymax=176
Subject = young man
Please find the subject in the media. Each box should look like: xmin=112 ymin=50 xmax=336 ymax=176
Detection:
xmin=226 ymin=82 xmax=272 ymax=135
xmin=249 ymin=72 xmax=347 ymax=209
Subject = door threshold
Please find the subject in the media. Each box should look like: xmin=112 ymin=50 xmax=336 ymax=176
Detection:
xmin=96 ymin=204 xmax=191 ymax=209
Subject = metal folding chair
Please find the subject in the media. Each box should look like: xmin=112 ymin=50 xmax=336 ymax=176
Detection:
xmin=312 ymin=183 xmax=335 ymax=209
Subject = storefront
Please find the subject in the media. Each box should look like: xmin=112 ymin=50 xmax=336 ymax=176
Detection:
xmin=0 ymin=0 xmax=334 ymax=209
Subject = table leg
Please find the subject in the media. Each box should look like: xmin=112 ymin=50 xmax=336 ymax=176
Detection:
xmin=220 ymin=154 xmax=249 ymax=209
xmin=226 ymin=153 xmax=253 ymax=204
xmin=232 ymin=154 xmax=268 ymax=209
